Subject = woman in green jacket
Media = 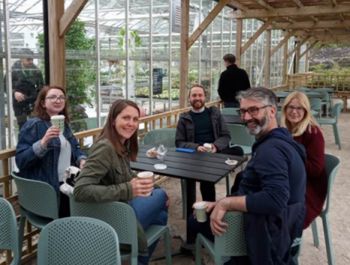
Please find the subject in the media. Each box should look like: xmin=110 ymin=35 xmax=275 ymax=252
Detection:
xmin=74 ymin=99 xmax=168 ymax=265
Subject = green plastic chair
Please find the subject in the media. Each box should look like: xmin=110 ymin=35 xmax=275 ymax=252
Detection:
xmin=12 ymin=173 xmax=59 ymax=260
xmin=221 ymin=108 xmax=239 ymax=115
xmin=309 ymin=97 xmax=322 ymax=118
xmin=141 ymin=127 xmax=177 ymax=148
xmin=69 ymin=199 xmax=172 ymax=265
xmin=317 ymin=102 xmax=343 ymax=149
xmin=226 ymin=124 xmax=255 ymax=155
xmin=195 ymin=211 xmax=247 ymax=265
xmin=0 ymin=198 xmax=19 ymax=265
xmin=38 ymin=216 xmax=121 ymax=265
xmin=310 ymin=154 xmax=340 ymax=265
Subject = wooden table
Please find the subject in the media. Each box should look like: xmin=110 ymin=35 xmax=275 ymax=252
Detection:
xmin=131 ymin=146 xmax=246 ymax=240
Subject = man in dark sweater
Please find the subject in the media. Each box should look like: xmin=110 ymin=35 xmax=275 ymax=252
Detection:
xmin=188 ymin=87 xmax=306 ymax=265
xmin=218 ymin=54 xmax=250 ymax=108
xmin=175 ymin=84 xmax=241 ymax=202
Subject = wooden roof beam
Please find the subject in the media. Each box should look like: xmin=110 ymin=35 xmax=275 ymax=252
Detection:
xmin=234 ymin=4 xmax=350 ymax=19
xmin=271 ymin=30 xmax=296 ymax=56
xmin=300 ymin=40 xmax=318 ymax=58
xmin=241 ymin=20 xmax=272 ymax=54
xmin=254 ymin=0 xmax=274 ymax=11
xmin=59 ymin=0 xmax=89 ymax=37
xmin=291 ymin=0 xmax=303 ymax=8
xmin=187 ymin=0 xmax=230 ymax=49
xmin=227 ymin=0 xmax=248 ymax=11
xmin=272 ymin=19 xmax=350 ymax=30
xmin=331 ymin=0 xmax=337 ymax=7
xmin=288 ymin=35 xmax=311 ymax=57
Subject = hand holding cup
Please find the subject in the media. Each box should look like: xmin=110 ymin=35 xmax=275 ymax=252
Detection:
xmin=135 ymin=171 xmax=154 ymax=196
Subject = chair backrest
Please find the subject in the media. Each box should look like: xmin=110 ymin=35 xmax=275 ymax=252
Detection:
xmin=12 ymin=173 xmax=59 ymax=219
xmin=142 ymin=127 xmax=176 ymax=148
xmin=221 ymin=108 xmax=239 ymax=115
xmin=69 ymin=199 xmax=138 ymax=257
xmin=309 ymin=98 xmax=322 ymax=113
xmin=226 ymin=124 xmax=255 ymax=147
xmin=38 ymin=216 xmax=121 ymax=265
xmin=330 ymin=102 xmax=343 ymax=122
xmin=214 ymin=211 xmax=247 ymax=256
xmin=0 ymin=198 xmax=19 ymax=265
xmin=323 ymin=154 xmax=341 ymax=215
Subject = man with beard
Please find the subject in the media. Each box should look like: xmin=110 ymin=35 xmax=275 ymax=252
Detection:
xmin=186 ymin=87 xmax=306 ymax=265
xmin=175 ymin=84 xmax=243 ymax=254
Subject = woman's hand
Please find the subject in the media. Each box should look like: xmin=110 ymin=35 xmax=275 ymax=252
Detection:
xmin=79 ymin=159 xmax=86 ymax=169
xmin=40 ymin=126 xmax=60 ymax=148
xmin=130 ymin=177 xmax=154 ymax=197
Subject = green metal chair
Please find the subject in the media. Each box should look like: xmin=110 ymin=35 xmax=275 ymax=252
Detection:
xmin=310 ymin=154 xmax=340 ymax=265
xmin=11 ymin=173 xmax=59 ymax=261
xmin=0 ymin=198 xmax=19 ymax=265
xmin=141 ymin=127 xmax=177 ymax=148
xmin=69 ymin=199 xmax=172 ymax=265
xmin=221 ymin=108 xmax=239 ymax=115
xmin=317 ymin=102 xmax=343 ymax=149
xmin=195 ymin=211 xmax=247 ymax=265
xmin=38 ymin=216 xmax=121 ymax=265
xmin=226 ymin=123 xmax=255 ymax=155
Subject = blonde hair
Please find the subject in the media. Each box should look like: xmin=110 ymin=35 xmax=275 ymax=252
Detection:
xmin=280 ymin=91 xmax=319 ymax=137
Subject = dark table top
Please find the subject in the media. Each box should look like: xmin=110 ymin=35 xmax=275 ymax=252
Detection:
xmin=222 ymin=114 xmax=244 ymax=124
xmin=131 ymin=147 xmax=246 ymax=183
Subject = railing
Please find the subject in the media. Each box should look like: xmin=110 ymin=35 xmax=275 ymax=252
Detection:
xmin=0 ymin=100 xmax=221 ymax=265
xmin=285 ymin=72 xmax=350 ymax=111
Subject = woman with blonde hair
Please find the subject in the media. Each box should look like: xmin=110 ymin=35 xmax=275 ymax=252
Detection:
xmin=281 ymin=91 xmax=327 ymax=228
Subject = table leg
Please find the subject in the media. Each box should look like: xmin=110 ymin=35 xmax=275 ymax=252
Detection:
xmin=185 ymin=179 xmax=196 ymax=241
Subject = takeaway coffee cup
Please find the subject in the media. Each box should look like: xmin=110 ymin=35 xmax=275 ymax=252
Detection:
xmin=203 ymin=143 xmax=212 ymax=153
xmin=137 ymin=171 xmax=154 ymax=196
xmin=193 ymin=201 xmax=208 ymax=222
xmin=51 ymin=115 xmax=65 ymax=132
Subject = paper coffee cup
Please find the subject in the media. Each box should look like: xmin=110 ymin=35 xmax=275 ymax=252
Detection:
xmin=203 ymin=143 xmax=212 ymax=153
xmin=51 ymin=115 xmax=65 ymax=132
xmin=137 ymin=171 xmax=154 ymax=196
xmin=193 ymin=201 xmax=207 ymax=222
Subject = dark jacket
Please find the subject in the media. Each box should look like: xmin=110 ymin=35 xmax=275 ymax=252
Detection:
xmin=11 ymin=60 xmax=44 ymax=116
xmin=218 ymin=64 xmax=250 ymax=104
xmin=15 ymin=118 xmax=86 ymax=191
xmin=175 ymin=106 xmax=230 ymax=151
xmin=237 ymin=127 xmax=306 ymax=265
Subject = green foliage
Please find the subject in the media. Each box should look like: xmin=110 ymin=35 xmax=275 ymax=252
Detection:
xmin=38 ymin=20 xmax=95 ymax=130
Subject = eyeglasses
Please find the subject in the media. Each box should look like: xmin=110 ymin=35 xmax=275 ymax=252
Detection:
xmin=286 ymin=105 xmax=304 ymax=112
xmin=237 ymin=105 xmax=271 ymax=116
xmin=45 ymin=96 xmax=66 ymax=102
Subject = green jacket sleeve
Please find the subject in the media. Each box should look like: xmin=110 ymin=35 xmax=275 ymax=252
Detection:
xmin=74 ymin=140 xmax=134 ymax=202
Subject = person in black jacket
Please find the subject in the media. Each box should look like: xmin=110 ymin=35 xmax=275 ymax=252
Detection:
xmin=12 ymin=49 xmax=44 ymax=128
xmin=218 ymin=54 xmax=250 ymax=108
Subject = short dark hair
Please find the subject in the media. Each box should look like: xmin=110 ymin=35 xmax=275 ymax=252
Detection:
xmin=98 ymin=99 xmax=140 ymax=161
xmin=34 ymin=85 xmax=70 ymax=122
xmin=223 ymin=54 xmax=236 ymax=64
xmin=188 ymin=83 xmax=206 ymax=97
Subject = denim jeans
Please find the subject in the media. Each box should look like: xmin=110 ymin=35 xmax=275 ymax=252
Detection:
xmin=129 ymin=188 xmax=168 ymax=265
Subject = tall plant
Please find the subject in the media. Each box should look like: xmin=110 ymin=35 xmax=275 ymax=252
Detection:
xmin=38 ymin=20 xmax=95 ymax=130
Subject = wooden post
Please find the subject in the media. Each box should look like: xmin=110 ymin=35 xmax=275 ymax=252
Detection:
xmin=282 ymin=31 xmax=289 ymax=85
xmin=264 ymin=29 xmax=271 ymax=88
xmin=235 ymin=19 xmax=242 ymax=66
xmin=179 ymin=0 xmax=190 ymax=108
xmin=48 ymin=0 xmax=65 ymax=87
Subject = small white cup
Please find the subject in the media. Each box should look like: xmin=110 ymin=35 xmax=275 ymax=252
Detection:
xmin=137 ymin=171 xmax=154 ymax=196
xmin=203 ymin=143 xmax=212 ymax=153
xmin=193 ymin=201 xmax=208 ymax=222
xmin=51 ymin=115 xmax=65 ymax=132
